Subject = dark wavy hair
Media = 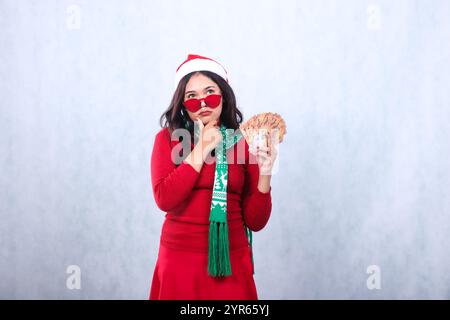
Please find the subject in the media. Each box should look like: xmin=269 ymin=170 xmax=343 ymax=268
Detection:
xmin=159 ymin=71 xmax=243 ymax=144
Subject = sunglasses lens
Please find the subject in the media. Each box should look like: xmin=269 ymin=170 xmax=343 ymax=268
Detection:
xmin=205 ymin=94 xmax=221 ymax=108
xmin=183 ymin=99 xmax=201 ymax=112
xmin=183 ymin=95 xmax=222 ymax=112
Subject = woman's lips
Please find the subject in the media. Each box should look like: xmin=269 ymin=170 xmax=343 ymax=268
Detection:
xmin=199 ymin=111 xmax=212 ymax=116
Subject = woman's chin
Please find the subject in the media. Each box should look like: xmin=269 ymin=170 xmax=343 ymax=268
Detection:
xmin=200 ymin=117 xmax=213 ymax=124
xmin=196 ymin=115 xmax=220 ymax=126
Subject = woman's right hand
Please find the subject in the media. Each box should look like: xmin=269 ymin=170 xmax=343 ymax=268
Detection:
xmin=183 ymin=119 xmax=222 ymax=172
xmin=196 ymin=119 xmax=222 ymax=160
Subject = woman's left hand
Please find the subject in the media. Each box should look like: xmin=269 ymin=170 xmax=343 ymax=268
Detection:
xmin=250 ymin=132 xmax=278 ymax=175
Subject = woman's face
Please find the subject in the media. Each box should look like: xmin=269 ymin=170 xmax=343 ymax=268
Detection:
xmin=184 ymin=72 xmax=222 ymax=126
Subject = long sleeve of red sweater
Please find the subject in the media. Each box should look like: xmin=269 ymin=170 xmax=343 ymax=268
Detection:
xmin=241 ymin=149 xmax=272 ymax=232
xmin=150 ymin=129 xmax=200 ymax=212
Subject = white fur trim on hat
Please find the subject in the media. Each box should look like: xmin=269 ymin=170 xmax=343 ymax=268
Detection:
xmin=174 ymin=54 xmax=228 ymax=89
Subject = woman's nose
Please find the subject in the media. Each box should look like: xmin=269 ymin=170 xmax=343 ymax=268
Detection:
xmin=200 ymin=98 xmax=207 ymax=108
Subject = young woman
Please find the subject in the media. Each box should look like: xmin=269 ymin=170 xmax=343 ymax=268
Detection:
xmin=149 ymin=54 xmax=277 ymax=300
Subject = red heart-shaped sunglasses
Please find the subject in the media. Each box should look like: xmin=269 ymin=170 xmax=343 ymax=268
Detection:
xmin=182 ymin=94 xmax=222 ymax=113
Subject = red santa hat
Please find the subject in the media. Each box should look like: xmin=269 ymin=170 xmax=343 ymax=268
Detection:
xmin=174 ymin=54 xmax=228 ymax=88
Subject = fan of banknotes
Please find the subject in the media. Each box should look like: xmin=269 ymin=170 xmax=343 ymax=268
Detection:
xmin=239 ymin=112 xmax=287 ymax=149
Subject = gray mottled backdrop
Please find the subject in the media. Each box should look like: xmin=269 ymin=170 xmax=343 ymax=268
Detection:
xmin=1 ymin=0 xmax=450 ymax=299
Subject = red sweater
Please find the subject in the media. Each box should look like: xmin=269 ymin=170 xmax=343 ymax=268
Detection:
xmin=150 ymin=127 xmax=272 ymax=253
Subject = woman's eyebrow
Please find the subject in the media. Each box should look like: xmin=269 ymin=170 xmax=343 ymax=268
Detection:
xmin=202 ymin=85 xmax=216 ymax=91
xmin=185 ymin=86 xmax=216 ymax=95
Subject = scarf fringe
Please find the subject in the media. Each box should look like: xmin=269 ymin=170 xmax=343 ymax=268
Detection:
xmin=208 ymin=221 xmax=231 ymax=277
